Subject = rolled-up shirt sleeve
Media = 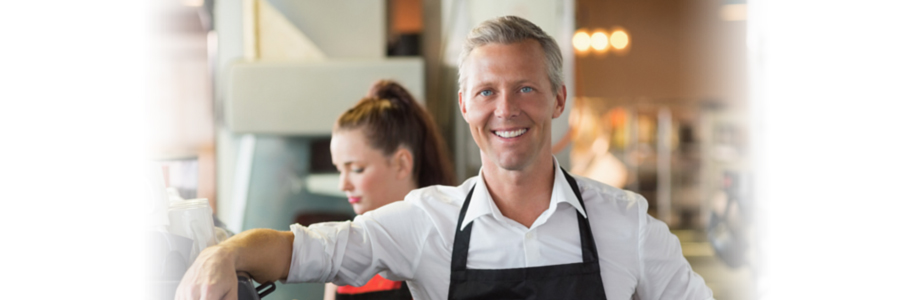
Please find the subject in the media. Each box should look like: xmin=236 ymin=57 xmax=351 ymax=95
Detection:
xmin=285 ymin=200 xmax=430 ymax=286
xmin=634 ymin=191 xmax=714 ymax=300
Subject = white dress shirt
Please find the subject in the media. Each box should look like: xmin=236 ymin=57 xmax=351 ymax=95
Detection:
xmin=287 ymin=158 xmax=713 ymax=300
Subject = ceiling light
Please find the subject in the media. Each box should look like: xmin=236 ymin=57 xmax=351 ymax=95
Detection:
xmin=720 ymin=4 xmax=747 ymax=21
xmin=610 ymin=30 xmax=629 ymax=50
xmin=573 ymin=31 xmax=591 ymax=52
xmin=591 ymin=31 xmax=609 ymax=51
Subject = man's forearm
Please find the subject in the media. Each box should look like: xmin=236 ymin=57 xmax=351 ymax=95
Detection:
xmin=218 ymin=228 xmax=295 ymax=283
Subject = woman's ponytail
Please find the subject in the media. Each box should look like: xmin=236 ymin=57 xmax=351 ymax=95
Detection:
xmin=336 ymin=80 xmax=456 ymax=187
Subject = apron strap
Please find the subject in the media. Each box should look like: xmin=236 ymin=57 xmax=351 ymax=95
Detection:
xmin=451 ymin=187 xmax=476 ymax=273
xmin=561 ymin=169 xmax=600 ymax=264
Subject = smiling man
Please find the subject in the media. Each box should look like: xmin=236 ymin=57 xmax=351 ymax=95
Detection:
xmin=457 ymin=37 xmax=565 ymax=230
xmin=176 ymin=16 xmax=713 ymax=300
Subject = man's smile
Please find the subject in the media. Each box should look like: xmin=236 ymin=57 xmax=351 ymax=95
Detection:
xmin=492 ymin=128 xmax=529 ymax=138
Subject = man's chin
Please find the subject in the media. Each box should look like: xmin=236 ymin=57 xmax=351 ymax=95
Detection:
xmin=490 ymin=154 xmax=531 ymax=171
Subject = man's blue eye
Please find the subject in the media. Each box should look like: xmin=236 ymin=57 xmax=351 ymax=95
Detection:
xmin=521 ymin=87 xmax=533 ymax=93
xmin=479 ymin=90 xmax=493 ymax=97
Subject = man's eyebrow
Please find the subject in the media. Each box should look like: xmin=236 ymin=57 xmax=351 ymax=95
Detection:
xmin=470 ymin=82 xmax=493 ymax=91
xmin=513 ymin=79 xmax=533 ymax=86
xmin=472 ymin=80 xmax=536 ymax=91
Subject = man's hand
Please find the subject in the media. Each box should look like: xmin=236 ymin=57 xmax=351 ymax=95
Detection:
xmin=173 ymin=228 xmax=295 ymax=299
xmin=175 ymin=245 xmax=239 ymax=300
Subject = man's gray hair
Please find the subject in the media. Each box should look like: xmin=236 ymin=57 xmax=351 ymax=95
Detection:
xmin=457 ymin=16 xmax=563 ymax=93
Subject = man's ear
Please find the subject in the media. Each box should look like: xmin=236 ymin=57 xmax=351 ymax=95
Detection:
xmin=458 ymin=90 xmax=467 ymax=116
xmin=392 ymin=147 xmax=414 ymax=180
xmin=552 ymin=85 xmax=567 ymax=119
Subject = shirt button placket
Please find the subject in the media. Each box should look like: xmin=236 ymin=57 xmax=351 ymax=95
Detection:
xmin=524 ymin=231 xmax=539 ymax=266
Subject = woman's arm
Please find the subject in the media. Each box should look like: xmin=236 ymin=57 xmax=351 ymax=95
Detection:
xmin=175 ymin=228 xmax=294 ymax=300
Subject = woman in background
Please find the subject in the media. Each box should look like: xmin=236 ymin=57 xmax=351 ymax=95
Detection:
xmin=324 ymin=80 xmax=456 ymax=300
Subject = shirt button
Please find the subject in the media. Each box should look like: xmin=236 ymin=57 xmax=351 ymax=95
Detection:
xmin=525 ymin=232 xmax=533 ymax=239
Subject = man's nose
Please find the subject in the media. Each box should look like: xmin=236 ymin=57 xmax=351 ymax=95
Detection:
xmin=494 ymin=92 xmax=520 ymax=119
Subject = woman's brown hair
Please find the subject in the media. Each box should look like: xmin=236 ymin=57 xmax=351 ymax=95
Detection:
xmin=334 ymin=80 xmax=456 ymax=187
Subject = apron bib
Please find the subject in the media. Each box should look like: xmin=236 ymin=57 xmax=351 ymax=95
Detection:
xmin=448 ymin=169 xmax=608 ymax=300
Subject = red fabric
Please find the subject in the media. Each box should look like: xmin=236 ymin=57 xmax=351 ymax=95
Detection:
xmin=336 ymin=274 xmax=403 ymax=295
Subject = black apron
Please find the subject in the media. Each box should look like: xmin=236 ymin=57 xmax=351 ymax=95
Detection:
xmin=448 ymin=169 xmax=608 ymax=300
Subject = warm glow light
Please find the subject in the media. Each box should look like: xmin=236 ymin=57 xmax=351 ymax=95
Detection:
xmin=572 ymin=31 xmax=591 ymax=52
xmin=590 ymin=32 xmax=609 ymax=51
xmin=610 ymin=30 xmax=629 ymax=49
xmin=720 ymin=4 xmax=747 ymax=21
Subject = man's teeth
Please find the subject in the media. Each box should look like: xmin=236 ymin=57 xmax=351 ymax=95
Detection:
xmin=494 ymin=129 xmax=527 ymax=138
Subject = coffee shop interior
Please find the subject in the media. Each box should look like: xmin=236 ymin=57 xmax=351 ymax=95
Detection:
xmin=139 ymin=0 xmax=900 ymax=299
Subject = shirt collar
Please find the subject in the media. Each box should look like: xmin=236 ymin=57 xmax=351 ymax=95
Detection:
xmin=460 ymin=156 xmax=587 ymax=229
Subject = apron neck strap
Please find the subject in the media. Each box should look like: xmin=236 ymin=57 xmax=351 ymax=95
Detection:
xmin=451 ymin=187 xmax=476 ymax=272
xmin=561 ymin=168 xmax=599 ymax=264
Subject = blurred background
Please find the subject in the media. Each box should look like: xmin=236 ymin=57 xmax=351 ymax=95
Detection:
xmin=1 ymin=0 xmax=898 ymax=299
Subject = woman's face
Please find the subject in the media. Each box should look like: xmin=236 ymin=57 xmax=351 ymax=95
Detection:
xmin=330 ymin=128 xmax=415 ymax=215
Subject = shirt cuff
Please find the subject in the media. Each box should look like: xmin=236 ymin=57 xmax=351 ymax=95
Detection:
xmin=285 ymin=222 xmax=351 ymax=283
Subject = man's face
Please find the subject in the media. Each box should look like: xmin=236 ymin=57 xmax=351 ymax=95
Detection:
xmin=458 ymin=39 xmax=566 ymax=172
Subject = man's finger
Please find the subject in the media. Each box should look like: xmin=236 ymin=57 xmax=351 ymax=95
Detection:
xmin=222 ymin=284 xmax=239 ymax=300
xmin=174 ymin=279 xmax=198 ymax=300
xmin=198 ymin=283 xmax=224 ymax=300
